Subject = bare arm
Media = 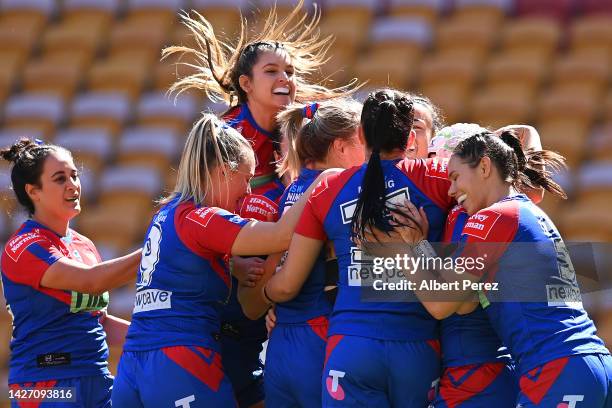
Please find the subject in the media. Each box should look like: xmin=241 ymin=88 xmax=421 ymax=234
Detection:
xmin=101 ymin=312 xmax=130 ymax=349
xmin=238 ymin=252 xmax=282 ymax=320
xmin=40 ymin=250 xmax=142 ymax=295
xmin=231 ymin=169 xmax=341 ymax=256
xmin=264 ymin=234 xmax=324 ymax=303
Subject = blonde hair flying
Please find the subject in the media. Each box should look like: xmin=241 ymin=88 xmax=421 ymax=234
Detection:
xmin=162 ymin=0 xmax=360 ymax=106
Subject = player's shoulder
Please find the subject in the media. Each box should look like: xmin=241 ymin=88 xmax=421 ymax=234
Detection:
xmin=3 ymin=223 xmax=54 ymax=263
xmin=310 ymin=166 xmax=360 ymax=200
xmin=399 ymin=157 xmax=449 ymax=179
xmin=463 ymin=200 xmax=519 ymax=241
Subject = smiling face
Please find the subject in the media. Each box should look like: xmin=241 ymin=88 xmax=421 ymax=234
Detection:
xmin=27 ymin=150 xmax=81 ymax=222
xmin=240 ymin=48 xmax=296 ymax=113
xmin=447 ymin=154 xmax=488 ymax=215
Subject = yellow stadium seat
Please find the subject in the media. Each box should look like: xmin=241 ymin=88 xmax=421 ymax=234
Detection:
xmin=70 ymin=92 xmax=131 ymax=137
xmin=570 ymin=15 xmax=612 ymax=55
xmin=574 ymin=162 xmax=612 ymax=208
xmin=388 ymin=0 xmax=443 ymax=24
xmin=3 ymin=93 xmax=67 ymax=139
xmin=54 ymin=128 xmax=114 ymax=175
xmin=419 ymin=83 xmax=471 ymax=125
xmin=500 ymin=17 xmax=561 ymax=59
xmin=354 ymin=17 xmax=432 ymax=89
xmin=190 ymin=0 xmax=245 ymax=38
xmin=0 ymin=15 xmax=45 ymax=56
xmin=590 ymin=123 xmax=612 ymax=162
xmin=137 ymin=92 xmax=198 ymax=134
xmin=87 ymin=54 xmax=151 ymax=101
xmin=108 ymin=17 xmax=174 ymax=57
xmin=96 ymin=166 xmax=163 ymax=210
xmin=419 ymin=53 xmax=482 ymax=85
xmin=483 ymin=51 xmax=549 ymax=92
xmin=124 ymin=0 xmax=180 ymax=33
xmin=0 ymin=50 xmax=27 ymax=103
xmin=453 ymin=0 xmax=510 ymax=25
xmin=537 ymin=87 xmax=600 ymax=125
xmin=469 ymin=85 xmax=534 ymax=129
xmin=435 ymin=17 xmax=498 ymax=61
xmin=550 ymin=52 xmax=610 ymax=98
xmin=536 ymin=120 xmax=589 ymax=168
xmin=320 ymin=0 xmax=377 ymax=51
xmin=22 ymin=56 xmax=86 ymax=99
xmin=116 ymin=127 xmax=181 ymax=173
xmin=558 ymin=204 xmax=612 ymax=242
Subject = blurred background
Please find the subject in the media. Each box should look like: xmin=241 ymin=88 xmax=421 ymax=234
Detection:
xmin=0 ymin=0 xmax=611 ymax=405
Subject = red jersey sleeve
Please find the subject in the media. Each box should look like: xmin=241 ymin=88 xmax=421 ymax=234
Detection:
xmin=399 ymin=158 xmax=455 ymax=211
xmin=2 ymin=231 xmax=64 ymax=289
xmin=181 ymin=206 xmax=250 ymax=255
xmin=294 ymin=176 xmax=333 ymax=241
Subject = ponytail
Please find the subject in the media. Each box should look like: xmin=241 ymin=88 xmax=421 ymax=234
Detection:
xmin=454 ymin=131 xmax=568 ymax=200
xmin=351 ymin=89 xmax=415 ymax=241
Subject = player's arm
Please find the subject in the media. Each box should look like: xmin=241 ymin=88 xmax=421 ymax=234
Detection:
xmin=238 ymin=252 xmax=283 ymax=320
xmin=40 ymin=250 xmax=142 ymax=295
xmin=101 ymin=312 xmax=130 ymax=349
xmin=231 ymin=169 xmax=341 ymax=256
xmin=264 ymin=234 xmax=324 ymax=303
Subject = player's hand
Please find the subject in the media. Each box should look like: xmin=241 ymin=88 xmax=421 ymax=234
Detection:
xmin=231 ymin=257 xmax=265 ymax=288
xmin=265 ymin=307 xmax=276 ymax=336
xmin=389 ymin=201 xmax=429 ymax=244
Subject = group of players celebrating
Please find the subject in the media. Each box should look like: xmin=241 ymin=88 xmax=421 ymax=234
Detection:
xmin=1 ymin=1 xmax=611 ymax=407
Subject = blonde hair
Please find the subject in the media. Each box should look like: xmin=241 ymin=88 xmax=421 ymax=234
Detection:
xmin=162 ymin=113 xmax=253 ymax=206
xmin=162 ymin=0 xmax=360 ymax=106
xmin=277 ymin=98 xmax=362 ymax=180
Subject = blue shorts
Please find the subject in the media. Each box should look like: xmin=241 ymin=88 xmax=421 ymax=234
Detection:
xmin=265 ymin=316 xmax=328 ymax=407
xmin=9 ymin=373 xmax=113 ymax=408
xmin=111 ymin=346 xmax=236 ymax=408
xmin=433 ymin=362 xmax=518 ymax=407
xmin=220 ymin=328 xmax=265 ymax=408
xmin=517 ymin=353 xmax=612 ymax=407
xmin=322 ymin=335 xmax=441 ymax=407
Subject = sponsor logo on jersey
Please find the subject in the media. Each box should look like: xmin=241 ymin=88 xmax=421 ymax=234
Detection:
xmin=239 ymin=194 xmax=278 ymax=221
xmin=463 ymin=210 xmax=502 ymax=240
xmin=546 ymin=284 xmax=582 ymax=308
xmin=175 ymin=395 xmax=195 ymax=408
xmin=557 ymin=395 xmax=584 ymax=408
xmin=339 ymin=187 xmax=410 ymax=224
xmin=326 ymin=369 xmax=346 ymax=400
xmin=5 ymin=232 xmax=46 ymax=262
xmin=187 ymin=207 xmax=223 ymax=228
xmin=133 ymin=289 xmax=172 ymax=313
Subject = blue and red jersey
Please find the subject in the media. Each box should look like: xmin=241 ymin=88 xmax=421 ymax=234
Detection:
xmin=296 ymin=158 xmax=454 ymax=341
xmin=223 ymin=104 xmax=285 ymax=203
xmin=440 ymin=205 xmax=509 ymax=368
xmin=124 ymin=196 xmax=249 ymax=353
xmin=275 ymin=167 xmax=332 ymax=324
xmin=1 ymin=220 xmax=109 ymax=383
xmin=455 ymin=194 xmax=609 ymax=374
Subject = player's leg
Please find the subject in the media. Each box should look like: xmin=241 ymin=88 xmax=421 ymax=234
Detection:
xmin=137 ymin=346 xmax=236 ymax=408
xmin=433 ymin=362 xmax=517 ymax=408
xmin=111 ymin=351 xmax=144 ymax=408
xmin=387 ymin=339 xmax=441 ymax=408
xmin=322 ymin=335 xmax=390 ymax=407
xmin=517 ymin=354 xmax=609 ymax=407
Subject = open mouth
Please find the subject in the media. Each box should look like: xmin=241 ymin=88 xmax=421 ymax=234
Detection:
xmin=65 ymin=196 xmax=80 ymax=203
xmin=272 ymin=87 xmax=290 ymax=95
xmin=457 ymin=194 xmax=467 ymax=206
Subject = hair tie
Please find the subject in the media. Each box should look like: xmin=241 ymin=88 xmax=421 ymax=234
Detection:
xmin=302 ymin=103 xmax=319 ymax=119
xmin=34 ymin=138 xmax=44 ymax=146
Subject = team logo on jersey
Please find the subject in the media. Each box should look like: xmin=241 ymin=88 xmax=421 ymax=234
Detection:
xmin=5 ymin=232 xmax=45 ymax=262
xmin=463 ymin=210 xmax=502 ymax=240
xmin=425 ymin=158 xmax=449 ymax=179
xmin=339 ymin=187 xmax=410 ymax=224
xmin=138 ymin=222 xmax=162 ymax=287
xmin=326 ymin=369 xmax=346 ymax=400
